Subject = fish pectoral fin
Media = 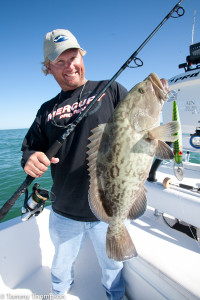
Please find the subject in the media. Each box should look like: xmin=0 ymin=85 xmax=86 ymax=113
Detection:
xmin=148 ymin=121 xmax=180 ymax=142
xmin=127 ymin=186 xmax=147 ymax=220
xmin=106 ymin=224 xmax=137 ymax=261
xmin=155 ymin=140 xmax=174 ymax=160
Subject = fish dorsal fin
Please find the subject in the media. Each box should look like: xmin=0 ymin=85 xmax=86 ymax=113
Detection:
xmin=87 ymin=124 xmax=110 ymax=223
xmin=147 ymin=121 xmax=179 ymax=142
xmin=127 ymin=186 xmax=147 ymax=220
xmin=87 ymin=124 xmax=106 ymax=162
xmin=88 ymin=124 xmax=106 ymax=142
xmin=155 ymin=140 xmax=174 ymax=160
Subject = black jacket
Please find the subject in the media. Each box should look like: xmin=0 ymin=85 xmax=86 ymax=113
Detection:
xmin=21 ymin=80 xmax=128 ymax=221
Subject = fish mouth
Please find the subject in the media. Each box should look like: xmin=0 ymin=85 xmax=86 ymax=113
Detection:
xmin=148 ymin=73 xmax=170 ymax=102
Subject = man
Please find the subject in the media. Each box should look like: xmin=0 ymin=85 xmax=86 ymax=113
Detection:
xmin=21 ymin=29 xmax=128 ymax=300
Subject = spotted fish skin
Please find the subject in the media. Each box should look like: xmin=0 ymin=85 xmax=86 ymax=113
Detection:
xmin=87 ymin=73 xmax=179 ymax=261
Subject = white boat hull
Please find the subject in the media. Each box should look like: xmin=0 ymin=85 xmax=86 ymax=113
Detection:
xmin=162 ymin=69 xmax=200 ymax=135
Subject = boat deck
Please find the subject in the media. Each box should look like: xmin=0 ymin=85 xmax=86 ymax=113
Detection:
xmin=0 ymin=162 xmax=200 ymax=299
xmin=1 ymin=204 xmax=200 ymax=299
xmin=0 ymin=209 xmax=107 ymax=299
xmin=124 ymin=207 xmax=200 ymax=300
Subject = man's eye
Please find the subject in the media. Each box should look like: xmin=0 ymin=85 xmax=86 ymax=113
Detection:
xmin=57 ymin=60 xmax=65 ymax=65
xmin=72 ymin=56 xmax=79 ymax=61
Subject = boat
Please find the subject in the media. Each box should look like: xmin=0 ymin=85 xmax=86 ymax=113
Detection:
xmin=0 ymin=45 xmax=200 ymax=300
xmin=0 ymin=159 xmax=199 ymax=299
xmin=162 ymin=42 xmax=200 ymax=149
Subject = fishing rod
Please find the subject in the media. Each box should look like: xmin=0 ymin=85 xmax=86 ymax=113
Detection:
xmin=0 ymin=0 xmax=185 ymax=222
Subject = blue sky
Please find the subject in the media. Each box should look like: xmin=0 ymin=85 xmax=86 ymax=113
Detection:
xmin=0 ymin=0 xmax=199 ymax=129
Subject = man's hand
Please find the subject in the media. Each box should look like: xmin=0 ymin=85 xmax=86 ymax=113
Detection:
xmin=24 ymin=152 xmax=59 ymax=178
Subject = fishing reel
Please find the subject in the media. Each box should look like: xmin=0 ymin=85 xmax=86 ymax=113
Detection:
xmin=21 ymin=183 xmax=49 ymax=222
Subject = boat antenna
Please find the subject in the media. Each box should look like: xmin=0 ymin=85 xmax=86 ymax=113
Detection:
xmin=191 ymin=10 xmax=196 ymax=45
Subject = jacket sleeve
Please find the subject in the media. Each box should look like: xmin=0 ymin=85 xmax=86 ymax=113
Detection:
xmin=21 ymin=108 xmax=49 ymax=168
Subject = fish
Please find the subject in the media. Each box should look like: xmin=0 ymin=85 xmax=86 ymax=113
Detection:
xmin=87 ymin=73 xmax=179 ymax=261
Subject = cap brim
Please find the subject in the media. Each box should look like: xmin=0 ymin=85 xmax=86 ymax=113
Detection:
xmin=48 ymin=45 xmax=86 ymax=61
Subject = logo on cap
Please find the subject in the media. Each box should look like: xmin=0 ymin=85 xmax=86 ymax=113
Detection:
xmin=54 ymin=35 xmax=69 ymax=43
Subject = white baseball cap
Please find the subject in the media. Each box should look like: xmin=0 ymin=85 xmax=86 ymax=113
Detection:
xmin=43 ymin=29 xmax=86 ymax=61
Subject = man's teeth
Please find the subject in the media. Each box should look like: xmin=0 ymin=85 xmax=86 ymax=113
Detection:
xmin=66 ymin=73 xmax=76 ymax=77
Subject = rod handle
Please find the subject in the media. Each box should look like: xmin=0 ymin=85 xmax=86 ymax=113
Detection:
xmin=45 ymin=140 xmax=63 ymax=160
xmin=0 ymin=175 xmax=34 ymax=222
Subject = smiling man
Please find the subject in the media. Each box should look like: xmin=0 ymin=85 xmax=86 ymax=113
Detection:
xmin=21 ymin=29 xmax=128 ymax=299
xmin=47 ymin=48 xmax=86 ymax=91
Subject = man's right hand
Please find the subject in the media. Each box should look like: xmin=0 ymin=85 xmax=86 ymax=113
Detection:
xmin=24 ymin=151 xmax=59 ymax=178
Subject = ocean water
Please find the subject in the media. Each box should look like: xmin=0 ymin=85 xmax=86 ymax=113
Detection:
xmin=0 ymin=129 xmax=199 ymax=223
xmin=0 ymin=129 xmax=52 ymax=223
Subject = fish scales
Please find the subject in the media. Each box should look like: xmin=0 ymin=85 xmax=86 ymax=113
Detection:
xmin=87 ymin=73 xmax=180 ymax=261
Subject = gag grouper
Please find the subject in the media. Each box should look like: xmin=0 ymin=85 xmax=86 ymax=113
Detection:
xmin=87 ymin=73 xmax=179 ymax=261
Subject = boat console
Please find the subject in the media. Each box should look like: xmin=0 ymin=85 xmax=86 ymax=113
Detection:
xmin=179 ymin=42 xmax=200 ymax=72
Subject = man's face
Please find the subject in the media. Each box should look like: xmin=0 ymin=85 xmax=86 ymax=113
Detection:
xmin=47 ymin=49 xmax=86 ymax=91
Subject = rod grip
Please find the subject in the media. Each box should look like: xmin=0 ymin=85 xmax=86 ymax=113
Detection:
xmin=0 ymin=175 xmax=34 ymax=222
xmin=45 ymin=140 xmax=63 ymax=160
xmin=179 ymin=183 xmax=194 ymax=190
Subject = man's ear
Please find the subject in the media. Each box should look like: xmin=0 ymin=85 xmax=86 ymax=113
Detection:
xmin=46 ymin=64 xmax=53 ymax=74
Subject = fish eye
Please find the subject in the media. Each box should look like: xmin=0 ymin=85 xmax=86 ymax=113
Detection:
xmin=138 ymin=88 xmax=145 ymax=94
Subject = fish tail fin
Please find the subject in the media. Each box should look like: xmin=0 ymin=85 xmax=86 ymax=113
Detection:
xmin=106 ymin=224 xmax=137 ymax=261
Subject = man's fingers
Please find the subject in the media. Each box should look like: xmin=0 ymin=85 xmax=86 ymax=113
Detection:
xmin=24 ymin=152 xmax=50 ymax=178
xmin=51 ymin=157 xmax=59 ymax=164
